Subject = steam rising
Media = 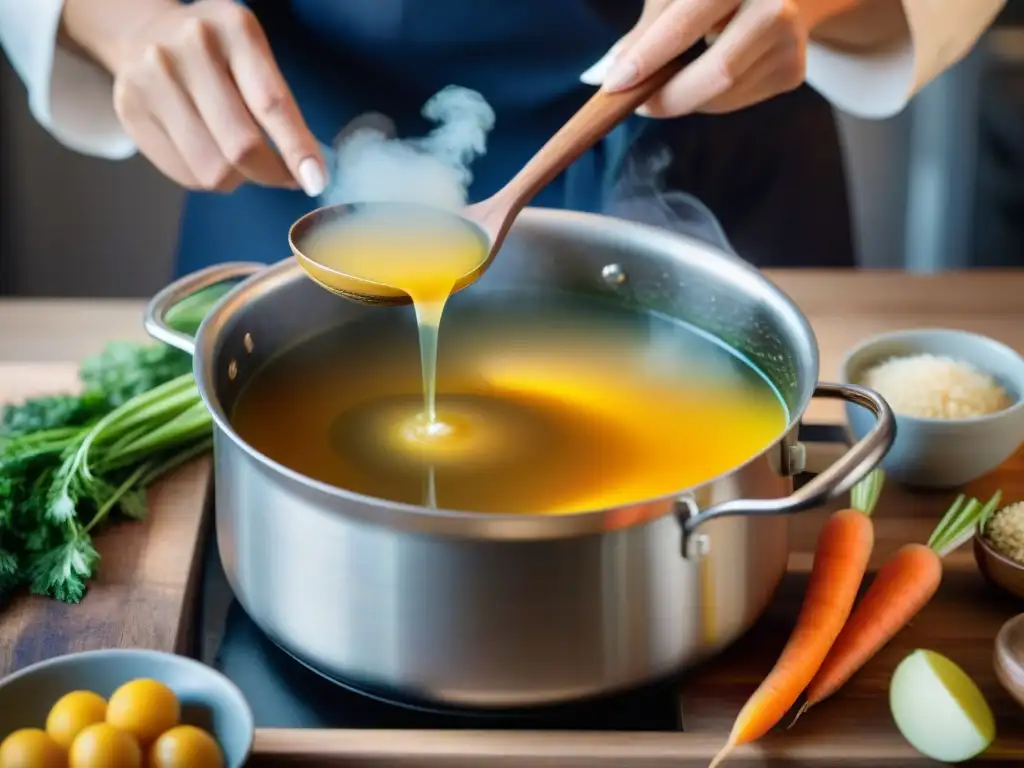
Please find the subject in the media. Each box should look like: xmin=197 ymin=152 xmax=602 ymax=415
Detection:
xmin=320 ymin=86 xmax=496 ymax=211
xmin=318 ymin=84 xmax=730 ymax=256
xmin=605 ymin=145 xmax=731 ymax=253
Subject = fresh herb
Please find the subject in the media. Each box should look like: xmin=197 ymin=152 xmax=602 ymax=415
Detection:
xmin=1 ymin=346 xmax=192 ymax=439
xmin=0 ymin=392 xmax=110 ymax=436
xmin=78 ymin=342 xmax=192 ymax=408
xmin=0 ymin=298 xmax=222 ymax=605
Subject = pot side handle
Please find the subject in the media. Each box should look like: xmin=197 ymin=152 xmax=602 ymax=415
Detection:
xmin=681 ymin=382 xmax=895 ymax=535
xmin=144 ymin=262 xmax=265 ymax=356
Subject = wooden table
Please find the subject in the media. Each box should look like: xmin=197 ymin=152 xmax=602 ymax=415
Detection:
xmin=3 ymin=270 xmax=1024 ymax=765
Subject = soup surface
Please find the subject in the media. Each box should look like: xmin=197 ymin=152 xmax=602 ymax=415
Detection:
xmin=231 ymin=294 xmax=789 ymax=515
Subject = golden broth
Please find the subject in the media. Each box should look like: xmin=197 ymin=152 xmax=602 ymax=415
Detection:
xmin=299 ymin=207 xmax=487 ymax=426
xmin=231 ymin=295 xmax=788 ymax=515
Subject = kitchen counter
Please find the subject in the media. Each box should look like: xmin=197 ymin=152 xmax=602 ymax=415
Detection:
xmin=3 ymin=269 xmax=1023 ymax=422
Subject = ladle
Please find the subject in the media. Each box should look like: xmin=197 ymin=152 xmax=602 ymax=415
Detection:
xmin=995 ymin=612 xmax=1024 ymax=709
xmin=290 ymin=57 xmax=689 ymax=305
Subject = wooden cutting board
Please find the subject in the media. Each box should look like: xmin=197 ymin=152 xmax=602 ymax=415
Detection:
xmin=249 ymin=440 xmax=1024 ymax=766
xmin=0 ymin=363 xmax=212 ymax=675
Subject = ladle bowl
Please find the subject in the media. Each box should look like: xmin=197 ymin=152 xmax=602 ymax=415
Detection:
xmin=290 ymin=57 xmax=690 ymax=305
xmin=290 ymin=201 xmax=493 ymax=305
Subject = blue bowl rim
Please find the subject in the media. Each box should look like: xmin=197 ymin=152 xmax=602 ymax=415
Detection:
xmin=0 ymin=648 xmax=255 ymax=756
xmin=839 ymin=327 xmax=1024 ymax=427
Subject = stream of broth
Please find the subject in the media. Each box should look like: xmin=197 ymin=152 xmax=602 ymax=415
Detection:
xmin=232 ymin=294 xmax=789 ymax=514
xmin=300 ymin=207 xmax=487 ymax=430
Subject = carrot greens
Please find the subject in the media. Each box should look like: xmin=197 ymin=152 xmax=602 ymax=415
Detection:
xmin=850 ymin=468 xmax=885 ymax=516
xmin=0 ymin=305 xmax=222 ymax=605
xmin=928 ymin=491 xmax=1002 ymax=557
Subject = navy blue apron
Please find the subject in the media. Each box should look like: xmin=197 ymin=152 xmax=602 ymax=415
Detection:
xmin=175 ymin=1 xmax=853 ymax=274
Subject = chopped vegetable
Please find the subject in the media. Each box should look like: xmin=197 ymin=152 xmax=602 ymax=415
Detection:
xmin=889 ymin=649 xmax=996 ymax=762
xmin=707 ymin=470 xmax=885 ymax=768
xmin=0 ymin=297 xmax=223 ymax=606
xmin=795 ymin=491 xmax=1000 ymax=719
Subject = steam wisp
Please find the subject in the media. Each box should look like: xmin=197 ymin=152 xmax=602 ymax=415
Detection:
xmin=317 ymin=84 xmax=727 ymax=256
xmin=319 ymin=85 xmax=496 ymax=212
xmin=605 ymin=142 xmax=730 ymax=252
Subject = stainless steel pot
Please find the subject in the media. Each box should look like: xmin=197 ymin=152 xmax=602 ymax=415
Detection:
xmin=144 ymin=208 xmax=894 ymax=709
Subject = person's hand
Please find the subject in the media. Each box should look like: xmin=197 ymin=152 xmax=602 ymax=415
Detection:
xmin=603 ymin=0 xmax=856 ymax=116
xmin=109 ymin=0 xmax=324 ymax=194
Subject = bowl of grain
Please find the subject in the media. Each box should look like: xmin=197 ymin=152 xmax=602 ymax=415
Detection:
xmin=975 ymin=502 xmax=1024 ymax=600
xmin=840 ymin=328 xmax=1024 ymax=488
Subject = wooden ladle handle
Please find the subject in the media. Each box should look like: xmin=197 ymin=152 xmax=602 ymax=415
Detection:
xmin=496 ymin=59 xmax=687 ymax=214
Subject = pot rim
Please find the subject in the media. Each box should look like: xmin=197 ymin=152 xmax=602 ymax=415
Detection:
xmin=181 ymin=208 xmax=824 ymax=538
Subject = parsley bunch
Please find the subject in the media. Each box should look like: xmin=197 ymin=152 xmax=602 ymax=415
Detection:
xmin=0 ymin=344 xmax=210 ymax=604
xmin=0 ymin=286 xmax=231 ymax=606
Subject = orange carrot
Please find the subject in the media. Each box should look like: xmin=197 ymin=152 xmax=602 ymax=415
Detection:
xmin=794 ymin=544 xmax=940 ymax=718
xmin=707 ymin=470 xmax=884 ymax=768
xmin=794 ymin=491 xmax=1001 ymax=720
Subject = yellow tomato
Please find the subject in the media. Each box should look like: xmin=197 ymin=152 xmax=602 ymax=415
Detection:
xmin=68 ymin=723 xmax=140 ymax=768
xmin=45 ymin=691 xmax=107 ymax=750
xmin=148 ymin=726 xmax=224 ymax=768
xmin=105 ymin=679 xmax=179 ymax=747
xmin=0 ymin=728 xmax=66 ymax=768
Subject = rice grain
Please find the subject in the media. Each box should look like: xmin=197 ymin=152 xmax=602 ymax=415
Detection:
xmin=860 ymin=354 xmax=1011 ymax=419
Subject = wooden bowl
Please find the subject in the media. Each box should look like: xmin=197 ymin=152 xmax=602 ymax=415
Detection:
xmin=994 ymin=613 xmax=1024 ymax=709
xmin=974 ymin=530 xmax=1024 ymax=600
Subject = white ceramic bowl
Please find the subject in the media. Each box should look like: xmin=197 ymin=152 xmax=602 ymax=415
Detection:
xmin=840 ymin=328 xmax=1024 ymax=489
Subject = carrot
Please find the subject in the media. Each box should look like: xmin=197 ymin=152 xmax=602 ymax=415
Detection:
xmin=794 ymin=490 xmax=1002 ymax=721
xmin=707 ymin=469 xmax=885 ymax=768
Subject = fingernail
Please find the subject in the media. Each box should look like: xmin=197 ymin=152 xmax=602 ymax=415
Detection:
xmin=298 ymin=157 xmax=326 ymax=197
xmin=635 ymin=103 xmax=654 ymax=118
xmin=603 ymin=59 xmax=638 ymax=91
xmin=580 ymin=42 xmax=622 ymax=86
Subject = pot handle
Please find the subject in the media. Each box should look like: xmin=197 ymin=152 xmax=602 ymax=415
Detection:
xmin=680 ymin=382 xmax=894 ymax=535
xmin=144 ymin=262 xmax=265 ymax=356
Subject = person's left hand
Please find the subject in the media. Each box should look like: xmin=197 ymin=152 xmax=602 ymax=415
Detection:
xmin=602 ymin=0 xmax=856 ymax=116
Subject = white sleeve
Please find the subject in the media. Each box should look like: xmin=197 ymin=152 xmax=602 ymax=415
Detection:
xmin=0 ymin=0 xmax=136 ymax=159
xmin=806 ymin=0 xmax=1007 ymax=119
xmin=580 ymin=1 xmax=1006 ymax=121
